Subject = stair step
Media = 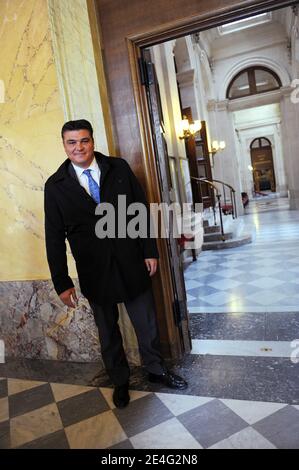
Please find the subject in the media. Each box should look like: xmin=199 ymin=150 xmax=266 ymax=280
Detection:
xmin=203 ymin=232 xmax=233 ymax=243
xmin=204 ymin=225 xmax=221 ymax=234
xmin=202 ymin=235 xmax=252 ymax=251
xmin=203 ymin=220 xmax=209 ymax=228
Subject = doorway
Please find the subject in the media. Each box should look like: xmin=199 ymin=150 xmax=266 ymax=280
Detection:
xmin=250 ymin=137 xmax=276 ymax=193
xmin=95 ymin=0 xmax=298 ymax=360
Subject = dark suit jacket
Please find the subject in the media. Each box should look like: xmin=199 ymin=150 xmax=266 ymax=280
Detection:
xmin=44 ymin=152 xmax=159 ymax=305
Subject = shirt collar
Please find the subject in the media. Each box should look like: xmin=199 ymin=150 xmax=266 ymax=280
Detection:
xmin=71 ymin=157 xmax=99 ymax=178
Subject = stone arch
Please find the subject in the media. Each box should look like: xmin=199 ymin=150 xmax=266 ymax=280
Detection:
xmin=220 ymin=57 xmax=290 ymax=100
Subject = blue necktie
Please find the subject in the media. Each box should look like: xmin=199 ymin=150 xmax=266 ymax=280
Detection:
xmin=83 ymin=169 xmax=100 ymax=203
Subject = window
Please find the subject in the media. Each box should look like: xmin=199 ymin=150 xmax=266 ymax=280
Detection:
xmin=218 ymin=13 xmax=272 ymax=35
xmin=250 ymin=137 xmax=272 ymax=149
xmin=227 ymin=67 xmax=281 ymax=100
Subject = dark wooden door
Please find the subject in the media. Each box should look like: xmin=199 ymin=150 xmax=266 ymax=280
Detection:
xmin=250 ymin=138 xmax=276 ymax=192
xmin=140 ymin=49 xmax=191 ymax=355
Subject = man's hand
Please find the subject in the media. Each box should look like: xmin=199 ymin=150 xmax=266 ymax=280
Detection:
xmin=59 ymin=288 xmax=78 ymax=308
xmin=144 ymin=258 xmax=158 ymax=277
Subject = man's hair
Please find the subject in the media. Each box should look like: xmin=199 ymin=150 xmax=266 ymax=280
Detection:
xmin=61 ymin=119 xmax=94 ymax=139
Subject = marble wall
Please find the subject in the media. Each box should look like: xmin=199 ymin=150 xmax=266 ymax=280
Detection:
xmin=0 ymin=0 xmax=140 ymax=365
xmin=0 ymin=0 xmax=67 ymax=281
xmin=0 ymin=279 xmax=140 ymax=364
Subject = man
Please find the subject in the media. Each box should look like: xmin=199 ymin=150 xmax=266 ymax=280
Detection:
xmin=44 ymin=119 xmax=187 ymax=408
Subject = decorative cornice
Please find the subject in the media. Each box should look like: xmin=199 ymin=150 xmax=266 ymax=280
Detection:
xmin=228 ymin=89 xmax=282 ymax=111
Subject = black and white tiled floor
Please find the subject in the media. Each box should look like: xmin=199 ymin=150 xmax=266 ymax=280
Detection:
xmin=186 ymin=197 xmax=299 ymax=313
xmin=1 ymin=376 xmax=299 ymax=449
xmin=1 ymin=196 xmax=299 ymax=449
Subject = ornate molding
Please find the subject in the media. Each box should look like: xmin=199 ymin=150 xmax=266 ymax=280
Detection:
xmin=207 ymin=99 xmax=229 ymax=111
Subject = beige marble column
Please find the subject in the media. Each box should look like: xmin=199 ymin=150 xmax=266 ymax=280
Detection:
xmin=47 ymin=0 xmax=110 ymax=154
xmin=208 ymin=99 xmax=244 ymax=216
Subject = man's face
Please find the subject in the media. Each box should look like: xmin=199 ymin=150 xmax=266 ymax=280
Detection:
xmin=63 ymin=129 xmax=95 ymax=168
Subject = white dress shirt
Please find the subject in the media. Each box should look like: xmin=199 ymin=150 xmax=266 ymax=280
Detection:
xmin=71 ymin=157 xmax=101 ymax=197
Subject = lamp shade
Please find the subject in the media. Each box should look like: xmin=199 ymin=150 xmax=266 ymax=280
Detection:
xmin=181 ymin=118 xmax=189 ymax=131
xmin=212 ymin=140 xmax=219 ymax=151
xmin=193 ymin=120 xmax=202 ymax=132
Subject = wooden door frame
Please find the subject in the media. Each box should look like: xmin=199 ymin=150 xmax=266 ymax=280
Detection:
xmin=126 ymin=45 xmax=182 ymax=358
xmin=94 ymin=0 xmax=298 ymax=360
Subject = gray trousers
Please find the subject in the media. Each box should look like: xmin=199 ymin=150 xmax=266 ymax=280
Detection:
xmin=89 ymin=288 xmax=165 ymax=385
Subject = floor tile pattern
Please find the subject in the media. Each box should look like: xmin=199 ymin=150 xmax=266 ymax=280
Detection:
xmin=185 ymin=198 xmax=299 ymax=313
xmin=1 ymin=377 xmax=298 ymax=449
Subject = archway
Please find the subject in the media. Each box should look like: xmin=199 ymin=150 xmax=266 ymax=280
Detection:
xmin=250 ymin=137 xmax=276 ymax=193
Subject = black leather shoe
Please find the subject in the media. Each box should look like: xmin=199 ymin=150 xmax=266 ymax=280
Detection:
xmin=148 ymin=371 xmax=188 ymax=390
xmin=113 ymin=382 xmax=130 ymax=408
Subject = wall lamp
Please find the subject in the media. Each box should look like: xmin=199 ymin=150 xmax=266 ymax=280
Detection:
xmin=179 ymin=116 xmax=202 ymax=140
xmin=210 ymin=140 xmax=226 ymax=166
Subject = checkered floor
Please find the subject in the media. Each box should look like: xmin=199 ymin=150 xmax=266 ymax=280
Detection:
xmin=1 ymin=377 xmax=299 ymax=449
xmin=186 ymin=198 xmax=299 ymax=313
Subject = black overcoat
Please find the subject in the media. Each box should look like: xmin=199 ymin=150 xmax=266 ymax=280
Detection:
xmin=44 ymin=152 xmax=159 ymax=305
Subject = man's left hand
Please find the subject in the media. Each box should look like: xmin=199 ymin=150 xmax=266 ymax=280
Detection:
xmin=144 ymin=258 xmax=158 ymax=277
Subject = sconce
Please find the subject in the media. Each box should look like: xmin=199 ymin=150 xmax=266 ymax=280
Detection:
xmin=179 ymin=116 xmax=202 ymax=140
xmin=209 ymin=140 xmax=226 ymax=166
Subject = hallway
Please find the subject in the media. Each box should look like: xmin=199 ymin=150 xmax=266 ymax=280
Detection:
xmin=1 ymin=198 xmax=299 ymax=449
xmin=186 ymin=196 xmax=299 ymax=313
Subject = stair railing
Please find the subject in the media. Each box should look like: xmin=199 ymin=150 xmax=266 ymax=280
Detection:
xmin=212 ymin=179 xmax=237 ymax=219
xmin=191 ymin=177 xmax=225 ymax=241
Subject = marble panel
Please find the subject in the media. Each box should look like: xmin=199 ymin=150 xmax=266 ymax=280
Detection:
xmin=0 ymin=0 xmax=67 ymax=281
xmin=0 ymin=279 xmax=140 ymax=364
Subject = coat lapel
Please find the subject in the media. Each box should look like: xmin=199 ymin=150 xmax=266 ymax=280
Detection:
xmin=52 ymin=159 xmax=96 ymax=213
xmin=66 ymin=161 xmax=97 ymax=207
xmin=51 ymin=153 xmax=113 ymax=213
xmin=95 ymin=152 xmax=111 ymax=186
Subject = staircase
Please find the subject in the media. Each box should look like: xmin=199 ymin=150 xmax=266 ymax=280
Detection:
xmin=190 ymin=176 xmax=252 ymax=251
xmin=202 ymin=220 xmax=251 ymax=251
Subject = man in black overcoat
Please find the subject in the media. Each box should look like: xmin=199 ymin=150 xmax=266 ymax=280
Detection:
xmin=44 ymin=120 xmax=187 ymax=407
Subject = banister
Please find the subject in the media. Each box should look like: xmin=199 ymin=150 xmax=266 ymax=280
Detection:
xmin=212 ymin=179 xmax=235 ymax=193
xmin=193 ymin=176 xmax=238 ymax=220
xmin=191 ymin=176 xmax=225 ymax=240
xmin=191 ymin=176 xmax=220 ymax=195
